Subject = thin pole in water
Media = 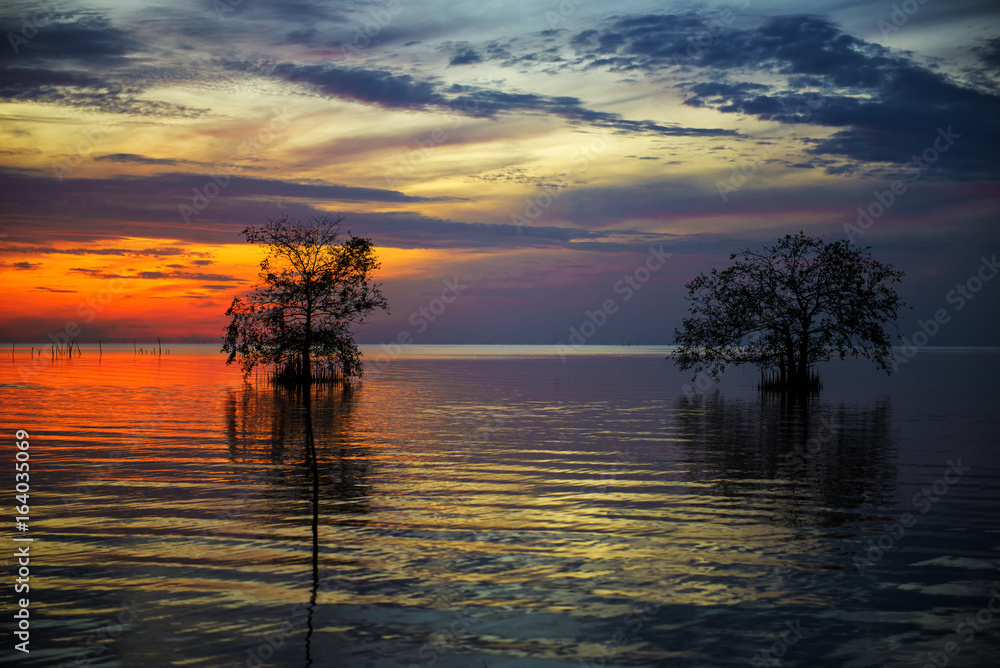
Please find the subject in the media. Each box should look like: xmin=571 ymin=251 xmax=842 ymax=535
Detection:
xmin=157 ymin=336 xmax=162 ymax=355
xmin=99 ymin=339 xmax=102 ymax=356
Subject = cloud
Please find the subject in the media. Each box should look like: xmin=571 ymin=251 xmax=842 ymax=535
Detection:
xmin=70 ymin=266 xmax=243 ymax=282
xmin=95 ymin=153 xmax=206 ymax=167
xmin=974 ymin=37 xmax=1000 ymax=71
xmin=0 ymin=5 xmax=207 ymax=117
xmin=0 ymin=66 xmax=206 ymax=116
xmin=449 ymin=48 xmax=483 ymax=66
xmin=262 ymin=61 xmax=739 ymax=137
xmin=0 ymin=169 xmax=688 ymax=253
xmin=0 ymin=169 xmax=459 ymax=235
xmin=271 ymin=62 xmax=447 ymax=108
xmin=565 ymin=13 xmax=1000 ymax=179
xmin=16 ymin=247 xmax=191 ymax=257
xmin=0 ymin=7 xmax=138 ymax=65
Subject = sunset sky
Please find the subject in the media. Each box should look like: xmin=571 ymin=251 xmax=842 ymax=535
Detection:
xmin=1 ymin=0 xmax=998 ymax=346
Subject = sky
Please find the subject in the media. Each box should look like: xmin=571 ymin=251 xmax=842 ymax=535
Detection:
xmin=1 ymin=0 xmax=999 ymax=347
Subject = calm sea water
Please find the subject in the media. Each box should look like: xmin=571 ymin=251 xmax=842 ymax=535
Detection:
xmin=2 ymin=345 xmax=999 ymax=667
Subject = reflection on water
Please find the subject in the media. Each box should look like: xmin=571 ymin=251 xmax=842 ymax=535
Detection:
xmin=224 ymin=382 xmax=373 ymax=665
xmin=224 ymin=384 xmax=371 ymax=517
xmin=677 ymin=393 xmax=898 ymax=527
xmin=3 ymin=345 xmax=999 ymax=667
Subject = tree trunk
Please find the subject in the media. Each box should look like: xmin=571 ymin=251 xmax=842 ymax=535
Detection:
xmin=796 ymin=322 xmax=811 ymax=391
xmin=302 ymin=307 xmax=312 ymax=385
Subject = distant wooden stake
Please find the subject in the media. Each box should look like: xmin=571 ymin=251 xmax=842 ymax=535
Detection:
xmin=99 ymin=339 xmax=102 ymax=356
xmin=157 ymin=336 xmax=162 ymax=355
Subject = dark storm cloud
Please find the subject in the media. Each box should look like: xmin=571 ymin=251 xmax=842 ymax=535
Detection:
xmin=0 ymin=66 xmax=205 ymax=116
xmin=445 ymin=85 xmax=740 ymax=137
xmin=565 ymin=13 xmax=1000 ymax=179
xmin=569 ymin=14 xmax=898 ymax=83
xmin=0 ymin=8 xmax=138 ymax=65
xmin=973 ymin=37 xmax=1000 ymax=71
xmin=0 ymin=67 xmax=103 ymax=92
xmin=0 ymin=5 xmax=205 ymax=116
xmin=264 ymin=62 xmax=739 ymax=137
xmin=271 ymin=62 xmax=447 ymax=109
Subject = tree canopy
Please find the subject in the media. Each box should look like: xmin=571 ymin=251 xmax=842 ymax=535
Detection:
xmin=222 ymin=214 xmax=388 ymax=385
xmin=672 ymin=231 xmax=906 ymax=391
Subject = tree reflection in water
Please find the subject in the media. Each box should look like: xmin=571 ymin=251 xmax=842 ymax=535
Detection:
xmin=224 ymin=383 xmax=371 ymax=517
xmin=675 ymin=392 xmax=898 ymax=529
xmin=224 ymin=382 xmax=369 ymax=666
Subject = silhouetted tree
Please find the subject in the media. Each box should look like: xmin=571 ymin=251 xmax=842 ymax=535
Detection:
xmin=672 ymin=231 xmax=905 ymax=391
xmin=222 ymin=214 xmax=388 ymax=384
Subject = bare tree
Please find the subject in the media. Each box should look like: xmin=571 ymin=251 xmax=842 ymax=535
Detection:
xmin=223 ymin=214 xmax=388 ymax=384
xmin=672 ymin=231 xmax=906 ymax=391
